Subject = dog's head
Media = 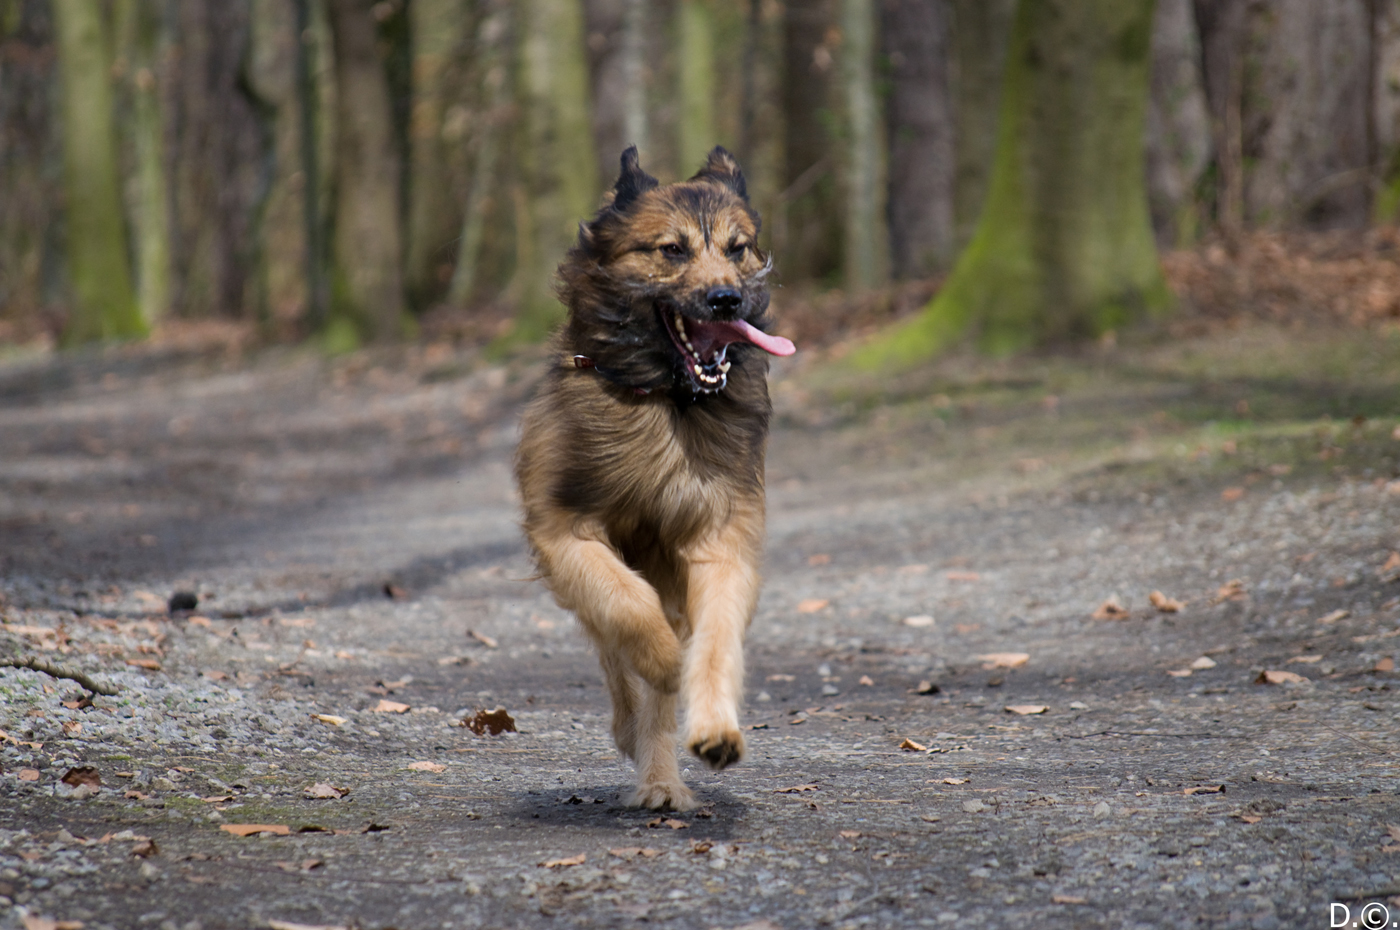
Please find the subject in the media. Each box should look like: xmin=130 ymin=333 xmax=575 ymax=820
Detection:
xmin=559 ymin=146 xmax=794 ymax=396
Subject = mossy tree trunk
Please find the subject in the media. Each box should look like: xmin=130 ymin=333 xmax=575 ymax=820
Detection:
xmin=858 ymin=0 xmax=1169 ymax=367
xmin=325 ymin=0 xmax=406 ymax=347
xmin=53 ymin=0 xmax=144 ymax=343
xmin=949 ymin=0 xmax=1016 ymax=250
xmin=677 ymin=0 xmax=717 ymax=173
xmin=510 ymin=0 xmax=597 ymax=344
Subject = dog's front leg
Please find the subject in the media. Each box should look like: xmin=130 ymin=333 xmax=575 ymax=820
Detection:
xmin=532 ymin=522 xmax=682 ymax=695
xmin=681 ymin=506 xmax=763 ymax=770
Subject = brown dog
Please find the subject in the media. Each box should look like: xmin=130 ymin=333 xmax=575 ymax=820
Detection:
xmin=514 ymin=146 xmax=795 ymax=809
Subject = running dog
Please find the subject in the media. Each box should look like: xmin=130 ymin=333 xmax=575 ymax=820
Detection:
xmin=514 ymin=146 xmax=795 ymax=809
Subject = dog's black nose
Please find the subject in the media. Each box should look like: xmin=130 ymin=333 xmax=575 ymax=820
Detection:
xmin=706 ymin=287 xmax=742 ymax=315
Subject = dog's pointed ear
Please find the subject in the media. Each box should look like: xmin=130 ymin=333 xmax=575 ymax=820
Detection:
xmin=612 ymin=145 xmax=659 ymax=212
xmin=690 ymin=146 xmax=748 ymax=202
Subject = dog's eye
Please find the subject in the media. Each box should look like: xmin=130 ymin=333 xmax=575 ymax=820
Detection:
xmin=726 ymin=242 xmax=748 ymax=260
xmin=659 ymin=243 xmax=686 ymax=259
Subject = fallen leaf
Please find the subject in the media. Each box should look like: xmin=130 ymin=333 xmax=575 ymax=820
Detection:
xmin=22 ymin=918 xmax=85 ymax=930
xmin=1052 ymin=894 xmax=1087 ymax=905
xmin=1236 ymin=814 xmax=1262 ymax=824
xmin=1214 ymin=579 xmax=1246 ymax=602
xmin=807 ymin=553 xmax=831 ymax=566
xmin=898 ymin=738 xmax=928 ymax=751
xmin=62 ymin=721 xmax=83 ymax=737
xmin=310 ymin=714 xmax=347 ymax=727
xmin=774 ymin=783 xmax=819 ymax=794
xmin=1221 ymin=487 xmax=1246 ymax=502
xmin=839 ymin=830 xmax=861 ymax=838
xmin=123 ymin=790 xmax=149 ymax=800
xmin=1149 ymin=591 xmax=1185 ymax=613
xmin=1005 ymin=704 xmax=1047 ymax=715
xmin=961 ymin=799 xmax=986 ymax=813
xmin=1091 ymin=597 xmax=1129 ymax=620
xmin=466 ymin=629 xmax=498 ymax=648
xmin=201 ymin=795 xmax=234 ymax=803
xmin=858 ymin=675 xmax=874 ymax=686
xmin=131 ymin=839 xmax=158 ymax=857
xmin=1257 ymin=670 xmax=1309 ymax=685
xmin=690 ymin=840 xmax=713 ymax=854
xmin=1183 ymin=785 xmax=1224 ymax=796
xmin=303 ymin=783 xmax=347 ymax=800
xmin=267 ymin=921 xmax=349 ymax=930
xmin=1166 ymin=669 xmax=1193 ymax=678
xmin=462 ymin=707 xmax=516 ymax=736
xmin=540 ymin=853 xmax=586 ymax=868
xmin=978 ymin=652 xmax=1029 ymax=669
xmin=608 ymin=846 xmax=663 ymax=859
xmin=942 ymin=778 xmax=969 ymax=785
xmin=1381 ymin=551 xmax=1400 ymax=581
xmin=645 ymin=818 xmax=688 ymax=829
xmin=406 ymin=761 xmax=445 ymax=773
xmin=220 ymin=823 xmax=290 ymax=837
xmin=373 ymin=699 xmax=410 ymax=714
xmin=383 ymin=583 xmax=409 ymax=600
xmin=125 ymin=658 xmax=161 ymax=671
xmin=796 ymin=598 xmax=829 ymax=613
xmin=202 ymin=670 xmax=228 ymax=681
xmin=1288 ymin=655 xmax=1323 ymax=664
xmin=60 ymin=766 xmax=101 ymax=789
xmin=1377 ymin=657 xmax=1396 ymax=673
xmin=946 ymin=570 xmax=981 ymax=582
xmin=1190 ymin=656 xmax=1217 ymax=670
xmin=1316 ymin=609 xmax=1350 ymax=624
xmin=766 ymin=674 xmax=795 ymax=682
xmin=902 ymin=615 xmax=934 ymax=627
xmin=909 ymin=680 xmax=940 ymax=694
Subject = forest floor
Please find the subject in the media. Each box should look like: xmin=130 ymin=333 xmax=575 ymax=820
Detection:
xmin=0 ymin=312 xmax=1399 ymax=930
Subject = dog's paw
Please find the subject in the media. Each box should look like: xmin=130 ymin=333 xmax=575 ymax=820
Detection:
xmin=628 ymin=779 xmax=696 ymax=811
xmin=687 ymin=728 xmax=745 ymax=771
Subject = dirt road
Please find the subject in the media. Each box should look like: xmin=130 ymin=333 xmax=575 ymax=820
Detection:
xmin=1 ymin=325 xmax=1398 ymax=930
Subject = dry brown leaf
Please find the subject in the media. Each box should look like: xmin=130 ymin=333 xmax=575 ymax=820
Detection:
xmin=1214 ymin=579 xmax=1246 ymax=602
xmin=466 ymin=629 xmax=498 ymax=649
xmin=1005 ymin=704 xmax=1047 ymax=715
xmin=310 ymin=714 xmax=347 ymax=726
xmin=902 ymin=615 xmax=934 ymax=627
xmin=1288 ymin=655 xmax=1323 ymax=664
xmin=1183 ymin=785 xmax=1224 ymax=796
xmin=645 ymin=818 xmax=688 ymax=829
xmin=22 ymin=917 xmax=84 ymax=930
xmin=201 ymin=795 xmax=234 ymax=803
xmin=1052 ymin=894 xmax=1087 ymax=905
xmin=1377 ymin=657 xmax=1395 ymax=673
xmin=267 ymin=921 xmax=349 ymax=930
xmin=858 ymin=675 xmax=874 ymax=686
xmin=807 ymin=553 xmax=831 ymax=566
xmin=1149 ymin=591 xmax=1185 ymax=613
xmin=303 ymin=783 xmax=347 ymax=800
xmin=62 ymin=721 xmax=82 ymax=737
xmin=774 ymin=783 xmax=819 ymax=794
xmin=202 ymin=670 xmax=228 ymax=681
xmin=1166 ymin=669 xmax=1193 ymax=678
xmin=978 ymin=652 xmax=1029 ymax=669
xmin=796 ymin=598 xmax=829 ymax=613
xmin=898 ymin=738 xmax=928 ymax=751
xmin=1381 ymin=551 xmax=1400 ymax=580
xmin=406 ymin=761 xmax=446 ymax=773
xmin=462 ymin=707 xmax=516 ymax=736
xmin=839 ymin=830 xmax=861 ymax=838
xmin=130 ymin=839 xmax=158 ymax=857
xmin=1316 ymin=609 xmax=1350 ymax=624
xmin=1237 ymin=814 xmax=1262 ymax=824
xmin=766 ymin=673 xmax=795 ymax=682
xmin=1091 ymin=597 xmax=1130 ymax=620
xmin=946 ymin=570 xmax=981 ymax=582
xmin=1257 ymin=669 xmax=1309 ymax=685
xmin=909 ymin=680 xmax=940 ymax=694
xmin=373 ymin=699 xmax=410 ymax=714
xmin=942 ymin=778 xmax=969 ymax=785
xmin=125 ymin=658 xmax=161 ymax=671
xmin=60 ymin=766 xmax=101 ymax=789
xmin=1221 ymin=487 xmax=1246 ymax=502
xmin=220 ymin=823 xmax=290 ymax=837
xmin=540 ymin=853 xmax=586 ymax=868
xmin=1189 ymin=656 xmax=1217 ymax=670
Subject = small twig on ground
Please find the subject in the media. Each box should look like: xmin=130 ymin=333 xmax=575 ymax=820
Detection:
xmin=0 ymin=655 xmax=120 ymax=696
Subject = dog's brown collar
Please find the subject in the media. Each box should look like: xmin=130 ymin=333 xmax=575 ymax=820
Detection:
xmin=572 ymin=355 xmax=652 ymax=395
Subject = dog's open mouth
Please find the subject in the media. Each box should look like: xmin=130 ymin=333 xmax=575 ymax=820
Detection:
xmin=661 ymin=310 xmax=796 ymax=392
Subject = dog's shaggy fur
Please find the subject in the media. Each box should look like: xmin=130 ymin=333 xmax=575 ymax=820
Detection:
xmin=514 ymin=146 xmax=791 ymax=809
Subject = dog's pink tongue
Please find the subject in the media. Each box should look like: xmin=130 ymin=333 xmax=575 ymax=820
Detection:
xmin=697 ymin=319 xmax=796 ymax=357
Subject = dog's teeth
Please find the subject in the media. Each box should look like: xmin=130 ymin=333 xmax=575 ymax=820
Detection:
xmin=674 ymin=314 xmax=685 ymax=334
xmin=693 ymin=364 xmax=702 ymax=375
xmin=719 ymin=361 xmax=731 ymax=373
xmin=684 ymin=340 xmax=694 ymax=351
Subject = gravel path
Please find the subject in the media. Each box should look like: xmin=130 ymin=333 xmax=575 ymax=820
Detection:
xmin=0 ymin=329 xmax=1398 ymax=930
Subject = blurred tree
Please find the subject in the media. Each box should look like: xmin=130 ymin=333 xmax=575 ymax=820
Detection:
xmin=510 ymin=0 xmax=597 ymax=343
xmin=52 ymin=0 xmax=145 ymax=343
xmin=840 ymin=0 xmax=887 ymax=289
xmin=1143 ymin=0 xmax=1210 ymax=248
xmin=1193 ymin=0 xmax=1245 ymax=236
xmin=678 ymin=0 xmax=718 ymax=172
xmin=325 ymin=0 xmax=407 ymax=346
xmin=778 ymin=0 xmax=841 ymax=283
xmin=880 ymin=0 xmax=953 ymax=278
xmin=585 ymin=0 xmax=651 ymax=187
xmin=114 ymin=0 xmax=172 ymax=328
xmin=949 ymin=0 xmax=1015 ymax=250
xmin=405 ymin=0 xmax=466 ymax=310
xmin=1376 ymin=0 xmax=1400 ymax=222
xmin=858 ymin=0 xmax=1169 ymax=365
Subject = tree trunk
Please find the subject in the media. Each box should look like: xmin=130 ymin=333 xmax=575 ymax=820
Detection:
xmin=511 ymin=0 xmax=598 ymax=343
xmin=1144 ymin=0 xmax=1210 ymax=248
xmin=115 ymin=0 xmax=173 ymax=328
xmin=677 ymin=0 xmax=717 ymax=173
xmin=1193 ymin=0 xmax=1246 ymax=236
xmin=948 ymin=0 xmax=1016 ymax=250
xmin=246 ymin=0 xmax=311 ymax=337
xmin=1375 ymin=0 xmax=1400 ymax=220
xmin=405 ymin=0 xmax=466 ymax=309
xmin=880 ymin=0 xmax=953 ymax=279
xmin=53 ymin=0 xmax=144 ymax=343
xmin=325 ymin=0 xmax=406 ymax=346
xmin=840 ymin=0 xmax=887 ymax=290
xmin=858 ymin=0 xmax=1169 ymax=366
xmin=778 ymin=0 xmax=840 ymax=282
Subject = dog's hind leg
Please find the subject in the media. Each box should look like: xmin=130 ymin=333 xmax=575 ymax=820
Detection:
xmin=680 ymin=505 xmax=763 ymax=771
xmin=599 ymin=649 xmax=641 ymax=760
xmin=530 ymin=519 xmax=682 ymax=694
xmin=627 ymin=684 xmax=695 ymax=811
